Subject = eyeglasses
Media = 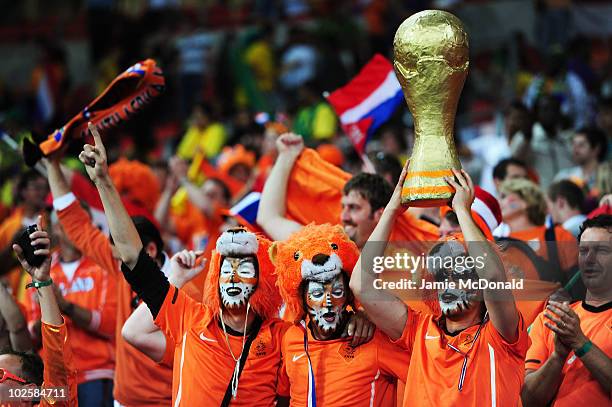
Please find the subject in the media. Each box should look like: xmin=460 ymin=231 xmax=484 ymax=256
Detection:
xmin=0 ymin=368 xmax=28 ymax=384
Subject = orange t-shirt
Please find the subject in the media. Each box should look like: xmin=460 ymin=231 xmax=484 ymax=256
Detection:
xmin=24 ymin=255 xmax=117 ymax=384
xmin=509 ymin=225 xmax=578 ymax=272
xmin=155 ymin=286 xmax=290 ymax=406
xmin=394 ymin=309 xmax=530 ymax=406
xmin=280 ymin=323 xmax=409 ymax=406
xmin=57 ymin=199 xmax=173 ymax=406
xmin=525 ymin=301 xmax=612 ymax=406
xmin=39 ymin=321 xmax=78 ymax=406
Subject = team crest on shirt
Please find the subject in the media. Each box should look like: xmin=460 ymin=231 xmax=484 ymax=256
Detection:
xmin=338 ymin=342 xmax=358 ymax=363
xmin=463 ymin=334 xmax=474 ymax=346
xmin=250 ymin=329 xmax=271 ymax=358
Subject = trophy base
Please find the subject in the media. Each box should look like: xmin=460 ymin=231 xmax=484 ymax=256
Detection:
xmin=402 ymin=196 xmax=452 ymax=208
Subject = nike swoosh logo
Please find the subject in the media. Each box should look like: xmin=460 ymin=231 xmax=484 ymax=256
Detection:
xmin=425 ymin=335 xmax=439 ymax=340
xmin=199 ymin=332 xmax=217 ymax=342
xmin=292 ymin=353 xmax=305 ymax=362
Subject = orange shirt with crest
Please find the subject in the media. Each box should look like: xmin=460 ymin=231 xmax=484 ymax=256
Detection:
xmin=280 ymin=323 xmax=409 ymax=407
xmin=526 ymin=301 xmax=612 ymax=406
xmin=155 ymin=286 xmax=290 ymax=406
xmin=394 ymin=309 xmax=529 ymax=406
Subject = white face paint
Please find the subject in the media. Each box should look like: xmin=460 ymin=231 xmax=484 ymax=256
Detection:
xmin=305 ymin=275 xmax=347 ymax=336
xmin=219 ymin=256 xmax=258 ymax=308
xmin=438 ymin=288 xmax=478 ymax=316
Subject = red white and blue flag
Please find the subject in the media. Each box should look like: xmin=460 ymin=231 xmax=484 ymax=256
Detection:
xmin=327 ymin=54 xmax=403 ymax=155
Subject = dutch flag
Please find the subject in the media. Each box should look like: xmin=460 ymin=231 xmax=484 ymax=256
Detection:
xmin=229 ymin=192 xmax=261 ymax=225
xmin=327 ymin=54 xmax=404 ymax=155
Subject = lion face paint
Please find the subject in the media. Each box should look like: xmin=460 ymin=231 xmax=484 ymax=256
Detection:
xmin=219 ymin=256 xmax=258 ymax=308
xmin=428 ymin=240 xmax=480 ymax=317
xmin=305 ymin=274 xmax=347 ymax=336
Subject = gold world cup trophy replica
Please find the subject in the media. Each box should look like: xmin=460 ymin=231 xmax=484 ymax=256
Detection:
xmin=394 ymin=10 xmax=469 ymax=207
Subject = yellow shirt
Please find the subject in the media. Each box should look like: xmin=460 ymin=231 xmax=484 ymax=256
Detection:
xmin=177 ymin=123 xmax=227 ymax=160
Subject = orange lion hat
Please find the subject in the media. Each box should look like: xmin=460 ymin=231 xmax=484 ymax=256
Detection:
xmin=270 ymin=223 xmax=360 ymax=322
xmin=202 ymin=227 xmax=281 ymax=320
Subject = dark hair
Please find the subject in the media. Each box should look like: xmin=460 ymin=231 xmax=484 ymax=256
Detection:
xmin=132 ymin=216 xmax=164 ymax=261
xmin=574 ymin=127 xmax=608 ymax=162
xmin=343 ymin=173 xmax=393 ymax=213
xmin=207 ymin=177 xmax=232 ymax=205
xmin=492 ymin=158 xmax=528 ymax=181
xmin=548 ymin=180 xmax=585 ymax=212
xmin=444 ymin=210 xmax=459 ymax=227
xmin=578 ymin=215 xmax=612 ymax=241
xmin=16 ymin=170 xmax=44 ymax=202
xmin=0 ymin=350 xmax=44 ymax=385
xmin=368 ymin=152 xmax=403 ymax=184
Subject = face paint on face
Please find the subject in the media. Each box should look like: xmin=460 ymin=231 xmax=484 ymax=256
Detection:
xmin=305 ymin=275 xmax=347 ymax=338
xmin=429 ymin=241 xmax=481 ymax=317
xmin=219 ymin=256 xmax=258 ymax=309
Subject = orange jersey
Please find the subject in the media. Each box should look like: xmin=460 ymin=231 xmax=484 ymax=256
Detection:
xmin=23 ymin=255 xmax=117 ymax=384
xmin=39 ymin=321 xmax=78 ymax=406
xmin=509 ymin=225 xmax=578 ymax=271
xmin=281 ymin=323 xmax=409 ymax=406
xmin=155 ymin=286 xmax=290 ymax=406
xmin=525 ymin=301 xmax=612 ymax=406
xmin=394 ymin=309 xmax=529 ymax=406
xmin=56 ymin=199 xmax=173 ymax=406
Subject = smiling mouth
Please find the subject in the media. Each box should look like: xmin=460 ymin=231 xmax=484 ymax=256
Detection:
xmin=226 ymin=287 xmax=243 ymax=296
xmin=441 ymin=293 xmax=458 ymax=303
xmin=311 ymin=265 xmax=337 ymax=275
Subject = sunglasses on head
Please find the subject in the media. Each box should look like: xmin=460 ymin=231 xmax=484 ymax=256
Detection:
xmin=0 ymin=368 xmax=28 ymax=384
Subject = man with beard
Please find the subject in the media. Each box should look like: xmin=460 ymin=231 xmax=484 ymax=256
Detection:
xmin=272 ymin=223 xmax=410 ymax=406
xmin=78 ymin=124 xmax=290 ymax=405
xmin=522 ymin=215 xmax=611 ymax=406
xmin=351 ymin=166 xmax=529 ymax=406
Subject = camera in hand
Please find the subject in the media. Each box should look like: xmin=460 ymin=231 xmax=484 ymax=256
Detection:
xmin=15 ymin=225 xmax=46 ymax=267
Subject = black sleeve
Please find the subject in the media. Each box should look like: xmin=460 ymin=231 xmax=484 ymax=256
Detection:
xmin=120 ymin=249 xmax=170 ymax=318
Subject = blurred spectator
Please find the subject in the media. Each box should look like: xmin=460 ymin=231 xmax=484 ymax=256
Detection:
xmin=470 ymin=101 xmax=533 ymax=193
xmin=30 ymin=41 xmax=69 ymax=130
xmin=0 ymin=170 xmax=48 ymax=295
xmin=595 ymin=98 xmax=612 ymax=158
xmin=280 ymin=27 xmax=318 ymax=94
xmin=523 ymin=48 xmax=591 ymax=128
xmin=547 ymin=179 xmax=587 ymax=237
xmin=522 ymin=215 xmax=612 ymax=407
xmin=243 ymin=24 xmax=277 ymax=105
xmin=175 ymin=27 xmax=216 ymax=118
xmin=176 ymin=103 xmax=227 ymax=160
xmin=23 ymin=209 xmax=117 ymax=407
xmin=514 ymin=95 xmax=574 ymax=189
xmin=496 ymin=178 xmax=578 ymax=274
xmin=292 ymin=81 xmax=337 ymax=141
xmin=492 ymin=158 xmax=529 ymax=195
xmin=554 ymin=127 xmax=608 ymax=192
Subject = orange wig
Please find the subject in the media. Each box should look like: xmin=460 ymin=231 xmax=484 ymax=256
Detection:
xmin=109 ymin=158 xmax=161 ymax=213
